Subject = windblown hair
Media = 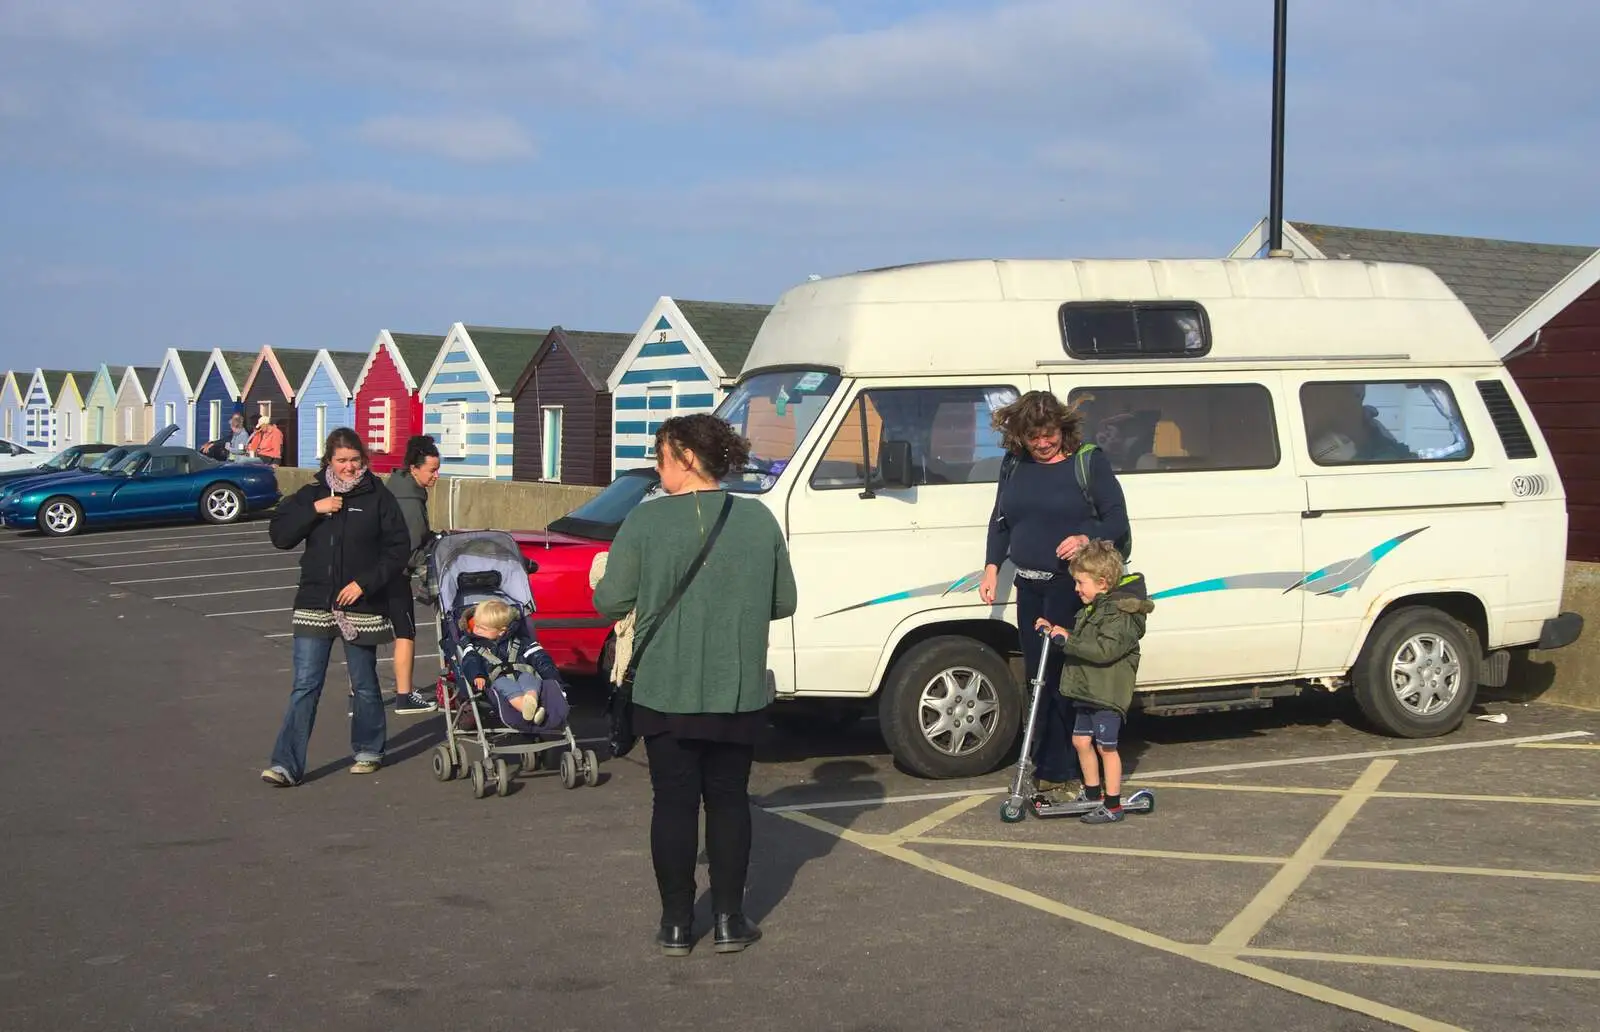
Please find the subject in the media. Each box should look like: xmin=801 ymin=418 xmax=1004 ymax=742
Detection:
xmin=991 ymin=390 xmax=1084 ymax=456
xmin=1069 ymin=540 xmax=1125 ymax=592
xmin=654 ymin=413 xmax=751 ymax=481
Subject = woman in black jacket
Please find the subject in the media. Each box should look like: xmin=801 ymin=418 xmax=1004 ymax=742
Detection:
xmin=261 ymin=428 xmax=411 ymax=786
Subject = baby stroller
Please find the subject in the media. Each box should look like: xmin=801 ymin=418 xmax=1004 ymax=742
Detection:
xmin=426 ymin=530 xmax=601 ymax=799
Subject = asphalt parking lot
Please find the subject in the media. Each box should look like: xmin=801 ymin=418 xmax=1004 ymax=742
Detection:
xmin=2 ymin=518 xmax=1597 ymax=1032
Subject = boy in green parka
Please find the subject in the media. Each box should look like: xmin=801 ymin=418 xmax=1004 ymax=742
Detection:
xmin=1035 ymin=540 xmax=1154 ymax=824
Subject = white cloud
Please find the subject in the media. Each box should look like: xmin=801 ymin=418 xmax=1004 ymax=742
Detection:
xmin=171 ymin=181 xmax=546 ymax=223
xmin=92 ymin=113 xmax=303 ymax=167
xmin=354 ymin=114 xmax=536 ymax=163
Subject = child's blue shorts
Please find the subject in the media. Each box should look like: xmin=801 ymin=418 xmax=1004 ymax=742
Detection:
xmin=1071 ymin=704 xmax=1121 ymax=749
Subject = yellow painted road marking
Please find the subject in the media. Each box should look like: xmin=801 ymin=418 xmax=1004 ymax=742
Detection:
xmin=758 ymin=731 xmax=1593 ymax=814
xmin=783 ymin=809 xmax=1464 ymax=1032
xmin=1149 ymin=780 xmax=1600 ymax=808
xmin=914 ymin=835 xmax=1286 ymax=866
xmin=1210 ymin=760 xmax=1396 ymax=952
xmin=1237 ymin=947 xmax=1600 ymax=981
xmin=885 ymin=793 xmax=992 ymax=842
xmin=1516 ymin=742 xmax=1600 ymax=751
xmin=911 ymin=837 xmax=1600 ymax=884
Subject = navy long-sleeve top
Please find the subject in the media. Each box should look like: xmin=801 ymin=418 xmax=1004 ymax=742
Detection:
xmin=984 ymin=449 xmax=1129 ymax=575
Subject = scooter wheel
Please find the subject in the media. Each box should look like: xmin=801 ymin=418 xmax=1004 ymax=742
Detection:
xmin=999 ymin=800 xmax=1027 ymax=824
xmin=1126 ymin=789 xmax=1155 ymax=814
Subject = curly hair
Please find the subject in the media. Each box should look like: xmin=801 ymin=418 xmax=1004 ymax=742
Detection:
xmin=1069 ymin=540 xmax=1125 ymax=590
xmin=654 ymin=414 xmax=752 ymax=481
xmin=403 ymin=434 xmax=439 ymax=470
xmin=991 ymin=390 xmax=1083 ymax=456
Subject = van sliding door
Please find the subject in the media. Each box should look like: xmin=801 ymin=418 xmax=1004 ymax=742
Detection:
xmin=1051 ymin=372 xmax=1305 ymax=684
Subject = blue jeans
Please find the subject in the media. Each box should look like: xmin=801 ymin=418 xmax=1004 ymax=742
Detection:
xmin=269 ymin=635 xmax=385 ymax=781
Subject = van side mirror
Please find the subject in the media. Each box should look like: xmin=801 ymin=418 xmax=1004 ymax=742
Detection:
xmin=877 ymin=440 xmax=915 ymax=490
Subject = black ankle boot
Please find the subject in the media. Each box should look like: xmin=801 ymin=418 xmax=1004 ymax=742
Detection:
xmin=713 ymin=913 xmax=762 ymax=954
xmin=656 ymin=922 xmax=693 ymax=957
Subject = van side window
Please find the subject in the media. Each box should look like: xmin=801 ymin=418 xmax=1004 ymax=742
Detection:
xmin=1300 ymin=381 xmax=1472 ymax=466
xmin=1059 ymin=302 xmax=1211 ymax=359
xmin=1066 ymin=384 xmax=1278 ymax=473
xmin=809 ymin=386 xmax=1018 ymax=489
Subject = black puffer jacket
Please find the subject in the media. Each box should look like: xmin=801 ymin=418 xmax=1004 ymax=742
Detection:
xmin=270 ymin=471 xmax=411 ymax=615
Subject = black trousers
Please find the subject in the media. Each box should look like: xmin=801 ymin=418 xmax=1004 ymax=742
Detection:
xmin=644 ymin=733 xmax=755 ymax=925
xmin=1014 ymin=576 xmax=1084 ymax=784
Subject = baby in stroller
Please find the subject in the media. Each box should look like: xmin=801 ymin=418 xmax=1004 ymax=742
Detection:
xmin=456 ymin=597 xmax=570 ymax=732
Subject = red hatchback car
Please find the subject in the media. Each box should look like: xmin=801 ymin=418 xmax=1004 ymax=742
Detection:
xmin=514 ymin=468 xmax=663 ymax=677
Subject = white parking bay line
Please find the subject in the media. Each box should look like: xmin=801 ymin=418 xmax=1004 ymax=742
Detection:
xmin=153 ymin=585 xmax=298 ymax=600
xmin=43 ymin=541 xmax=268 ymax=561
xmin=21 ymin=528 xmax=266 ymax=552
xmin=84 ymin=552 xmax=286 ymax=572
xmin=210 ymin=608 xmax=294 ymax=618
xmin=113 ymin=567 xmax=298 ymax=585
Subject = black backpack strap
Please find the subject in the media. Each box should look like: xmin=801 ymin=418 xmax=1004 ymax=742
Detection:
xmin=623 ymin=493 xmax=735 ymax=680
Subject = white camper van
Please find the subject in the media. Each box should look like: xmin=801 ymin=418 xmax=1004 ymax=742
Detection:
xmin=697 ymin=259 xmax=1583 ymax=778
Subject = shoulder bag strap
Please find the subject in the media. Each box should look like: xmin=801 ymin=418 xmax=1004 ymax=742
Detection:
xmin=624 ymin=493 xmax=735 ymax=679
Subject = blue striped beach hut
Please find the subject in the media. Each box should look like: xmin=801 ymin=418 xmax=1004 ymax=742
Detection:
xmin=605 ymin=298 xmax=771 ymax=477
xmin=419 ymin=324 xmax=546 ymax=480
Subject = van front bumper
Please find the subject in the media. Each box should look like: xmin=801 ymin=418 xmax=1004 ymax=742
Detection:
xmin=1538 ymin=612 xmax=1584 ymax=651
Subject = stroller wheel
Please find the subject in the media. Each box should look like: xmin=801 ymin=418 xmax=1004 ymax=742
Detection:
xmin=494 ymin=758 xmax=511 ymax=797
xmin=582 ymin=749 xmax=600 ymax=787
xmin=431 ymin=744 xmax=455 ymax=782
xmin=559 ymin=751 xmax=579 ymax=790
xmin=469 ymin=761 xmax=488 ymax=799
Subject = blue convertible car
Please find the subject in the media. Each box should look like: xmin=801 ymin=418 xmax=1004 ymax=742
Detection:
xmin=0 ymin=444 xmax=280 ymax=537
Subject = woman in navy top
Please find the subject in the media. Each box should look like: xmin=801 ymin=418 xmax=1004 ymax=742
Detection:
xmin=980 ymin=391 xmax=1129 ymax=795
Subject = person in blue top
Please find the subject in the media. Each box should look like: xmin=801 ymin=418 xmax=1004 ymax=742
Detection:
xmin=979 ymin=391 xmax=1129 ymax=801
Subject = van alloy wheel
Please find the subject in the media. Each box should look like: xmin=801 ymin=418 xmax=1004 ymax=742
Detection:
xmin=1351 ymin=605 xmax=1478 ymax=739
xmin=879 ymin=636 xmax=1022 ymax=779
xmin=918 ymin=667 xmax=999 ymax=757
xmin=1390 ymin=633 xmax=1461 ymax=717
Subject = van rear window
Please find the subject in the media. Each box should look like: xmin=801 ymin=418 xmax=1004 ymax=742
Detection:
xmin=1059 ymin=302 xmax=1210 ymax=359
xmin=1300 ymin=381 xmax=1472 ymax=466
xmin=1067 ymin=383 xmax=1278 ymax=473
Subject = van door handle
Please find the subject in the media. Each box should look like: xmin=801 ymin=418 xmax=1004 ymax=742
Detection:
xmin=1302 ymin=510 xmax=1322 ymax=519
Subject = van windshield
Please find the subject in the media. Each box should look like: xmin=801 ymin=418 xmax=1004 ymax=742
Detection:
xmin=716 ymin=369 xmax=842 ymax=493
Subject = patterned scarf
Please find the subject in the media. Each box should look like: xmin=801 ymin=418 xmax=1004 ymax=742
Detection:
xmin=324 ymin=465 xmax=364 ymax=495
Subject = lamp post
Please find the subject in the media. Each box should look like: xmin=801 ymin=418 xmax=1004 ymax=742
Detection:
xmin=1266 ymin=0 xmax=1290 ymax=257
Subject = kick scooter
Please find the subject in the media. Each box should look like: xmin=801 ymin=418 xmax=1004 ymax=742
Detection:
xmin=999 ymin=626 xmax=1154 ymax=822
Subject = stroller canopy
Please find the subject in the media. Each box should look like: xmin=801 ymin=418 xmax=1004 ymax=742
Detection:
xmin=432 ymin=530 xmax=536 ymax=614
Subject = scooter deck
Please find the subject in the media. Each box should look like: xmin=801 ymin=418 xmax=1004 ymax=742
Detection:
xmin=1031 ymin=788 xmax=1155 ymax=819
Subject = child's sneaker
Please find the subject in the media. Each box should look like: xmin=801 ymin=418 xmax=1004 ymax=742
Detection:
xmin=517 ymin=693 xmax=547 ymax=726
xmin=1080 ymin=804 xmax=1124 ymax=825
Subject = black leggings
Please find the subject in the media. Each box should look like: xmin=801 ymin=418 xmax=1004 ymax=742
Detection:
xmin=1014 ymin=576 xmax=1084 ymax=784
xmin=644 ymin=733 xmax=755 ymax=924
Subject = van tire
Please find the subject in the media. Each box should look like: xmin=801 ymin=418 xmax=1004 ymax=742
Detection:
xmin=1352 ymin=606 xmax=1479 ymax=738
xmin=878 ymin=636 xmax=1021 ymax=779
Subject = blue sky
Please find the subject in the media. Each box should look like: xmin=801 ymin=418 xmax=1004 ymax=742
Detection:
xmin=2 ymin=0 xmax=1596 ymax=372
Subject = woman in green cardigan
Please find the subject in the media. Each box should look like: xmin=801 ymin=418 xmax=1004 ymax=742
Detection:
xmin=593 ymin=414 xmax=797 ymax=957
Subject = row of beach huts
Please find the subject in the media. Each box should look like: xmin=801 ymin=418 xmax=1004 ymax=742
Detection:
xmin=0 ymin=297 xmax=769 ymax=485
